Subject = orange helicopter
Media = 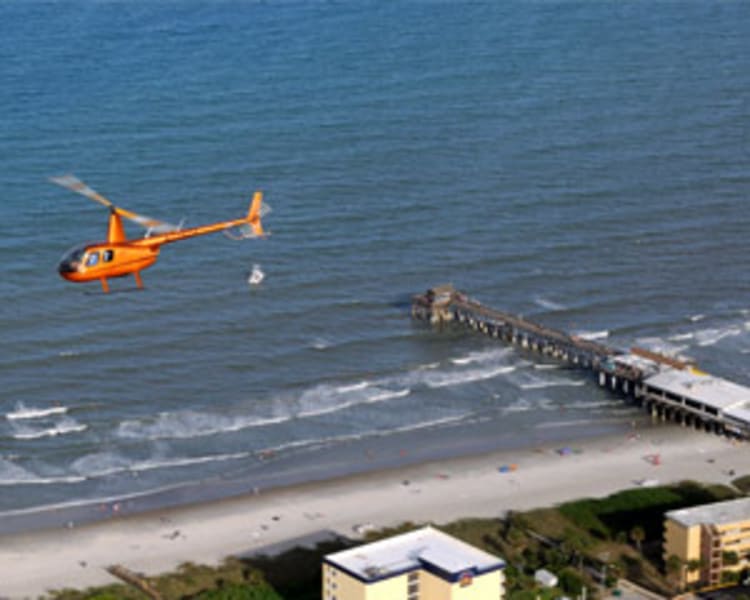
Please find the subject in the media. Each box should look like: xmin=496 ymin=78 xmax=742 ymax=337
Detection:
xmin=52 ymin=175 xmax=269 ymax=292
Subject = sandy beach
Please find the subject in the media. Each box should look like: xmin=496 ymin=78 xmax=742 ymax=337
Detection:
xmin=1 ymin=424 xmax=748 ymax=599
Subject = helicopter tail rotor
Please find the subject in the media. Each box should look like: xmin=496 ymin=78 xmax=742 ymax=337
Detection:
xmin=223 ymin=191 xmax=270 ymax=240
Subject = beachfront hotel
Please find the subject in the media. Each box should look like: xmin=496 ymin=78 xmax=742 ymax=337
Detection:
xmin=664 ymin=497 xmax=750 ymax=588
xmin=322 ymin=526 xmax=505 ymax=600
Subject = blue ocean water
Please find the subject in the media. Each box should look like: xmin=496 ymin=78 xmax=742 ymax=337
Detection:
xmin=1 ymin=1 xmax=749 ymax=532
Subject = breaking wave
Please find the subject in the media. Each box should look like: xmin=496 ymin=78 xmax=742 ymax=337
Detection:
xmin=694 ymin=325 xmax=743 ymax=347
xmin=117 ymin=411 xmax=289 ymax=441
xmin=534 ymin=296 xmax=566 ymax=311
xmin=421 ymin=365 xmax=516 ymax=389
xmin=298 ymin=386 xmax=410 ymax=418
xmin=575 ymin=330 xmax=609 ymax=341
xmin=450 ymin=348 xmax=511 ymax=366
xmin=71 ymin=451 xmax=251 ymax=478
xmin=6 ymin=403 xmax=68 ymax=421
xmin=11 ymin=418 xmax=87 ymax=440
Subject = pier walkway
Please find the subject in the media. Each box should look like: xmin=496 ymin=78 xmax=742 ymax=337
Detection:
xmin=412 ymin=285 xmax=750 ymax=439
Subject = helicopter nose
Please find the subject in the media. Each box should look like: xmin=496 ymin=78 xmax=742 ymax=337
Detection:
xmin=58 ymin=260 xmax=77 ymax=274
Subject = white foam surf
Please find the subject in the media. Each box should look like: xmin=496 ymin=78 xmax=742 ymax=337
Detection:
xmin=668 ymin=332 xmax=695 ymax=341
xmin=695 ymin=326 xmax=743 ymax=347
xmin=534 ymin=296 xmax=566 ymax=311
xmin=6 ymin=403 xmax=68 ymax=421
xmin=12 ymin=418 xmax=87 ymax=440
xmin=502 ymin=398 xmax=533 ymax=414
xmin=450 ymin=348 xmax=510 ymax=366
xmin=365 ymin=388 xmax=410 ymax=403
xmin=423 ymin=365 xmax=516 ymax=389
xmin=297 ymin=385 xmax=411 ymax=418
xmin=72 ymin=451 xmax=252 ymax=479
xmin=575 ymin=329 xmax=609 ymax=341
xmin=117 ymin=412 xmax=290 ymax=441
xmin=311 ymin=337 xmax=330 ymax=350
xmin=336 ymin=381 xmax=370 ymax=393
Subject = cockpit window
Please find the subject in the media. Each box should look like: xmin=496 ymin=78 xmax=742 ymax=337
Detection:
xmin=60 ymin=244 xmax=87 ymax=265
xmin=103 ymin=250 xmax=114 ymax=263
xmin=86 ymin=252 xmax=100 ymax=267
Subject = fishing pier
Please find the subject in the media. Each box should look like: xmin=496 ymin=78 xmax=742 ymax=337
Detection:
xmin=412 ymin=284 xmax=750 ymax=439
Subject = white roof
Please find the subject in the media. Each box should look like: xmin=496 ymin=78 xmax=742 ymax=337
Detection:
xmin=612 ymin=353 xmax=661 ymax=377
xmin=666 ymin=497 xmax=750 ymax=528
xmin=613 ymin=353 xmax=658 ymax=369
xmin=644 ymin=368 xmax=750 ymax=416
xmin=325 ymin=526 xmax=504 ymax=581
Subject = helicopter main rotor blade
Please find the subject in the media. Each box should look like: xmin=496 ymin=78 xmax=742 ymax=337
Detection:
xmin=50 ymin=174 xmax=181 ymax=234
xmin=50 ymin=174 xmax=115 ymax=209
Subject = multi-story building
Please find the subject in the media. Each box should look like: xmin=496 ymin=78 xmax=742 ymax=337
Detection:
xmin=664 ymin=497 xmax=750 ymax=588
xmin=322 ymin=526 xmax=505 ymax=600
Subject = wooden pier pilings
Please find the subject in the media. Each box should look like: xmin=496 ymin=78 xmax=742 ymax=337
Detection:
xmin=412 ymin=284 xmax=620 ymax=375
xmin=412 ymin=284 xmax=746 ymax=439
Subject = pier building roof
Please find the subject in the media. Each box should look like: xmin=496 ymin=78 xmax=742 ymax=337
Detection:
xmin=611 ymin=353 xmax=661 ymax=378
xmin=644 ymin=368 xmax=750 ymax=419
xmin=325 ymin=526 xmax=504 ymax=581
xmin=666 ymin=497 xmax=750 ymax=527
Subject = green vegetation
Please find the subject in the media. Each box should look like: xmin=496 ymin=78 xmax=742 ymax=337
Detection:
xmin=48 ymin=480 xmax=739 ymax=600
xmin=731 ymin=474 xmax=750 ymax=494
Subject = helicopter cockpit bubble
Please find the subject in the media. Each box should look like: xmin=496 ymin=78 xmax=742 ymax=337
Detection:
xmin=58 ymin=244 xmax=89 ymax=274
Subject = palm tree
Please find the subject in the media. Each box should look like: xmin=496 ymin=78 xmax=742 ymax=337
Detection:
xmin=630 ymin=526 xmax=645 ymax=553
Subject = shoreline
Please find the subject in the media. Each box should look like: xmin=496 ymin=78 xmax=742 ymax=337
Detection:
xmin=0 ymin=426 xmax=750 ymax=598
xmin=0 ymin=410 xmax=642 ymax=537
xmin=1 ymin=424 xmax=747 ymax=598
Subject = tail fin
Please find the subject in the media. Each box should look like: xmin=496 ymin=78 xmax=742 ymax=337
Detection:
xmin=247 ymin=191 xmax=265 ymax=236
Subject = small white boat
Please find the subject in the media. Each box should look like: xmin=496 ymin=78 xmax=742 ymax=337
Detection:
xmin=248 ymin=264 xmax=265 ymax=285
